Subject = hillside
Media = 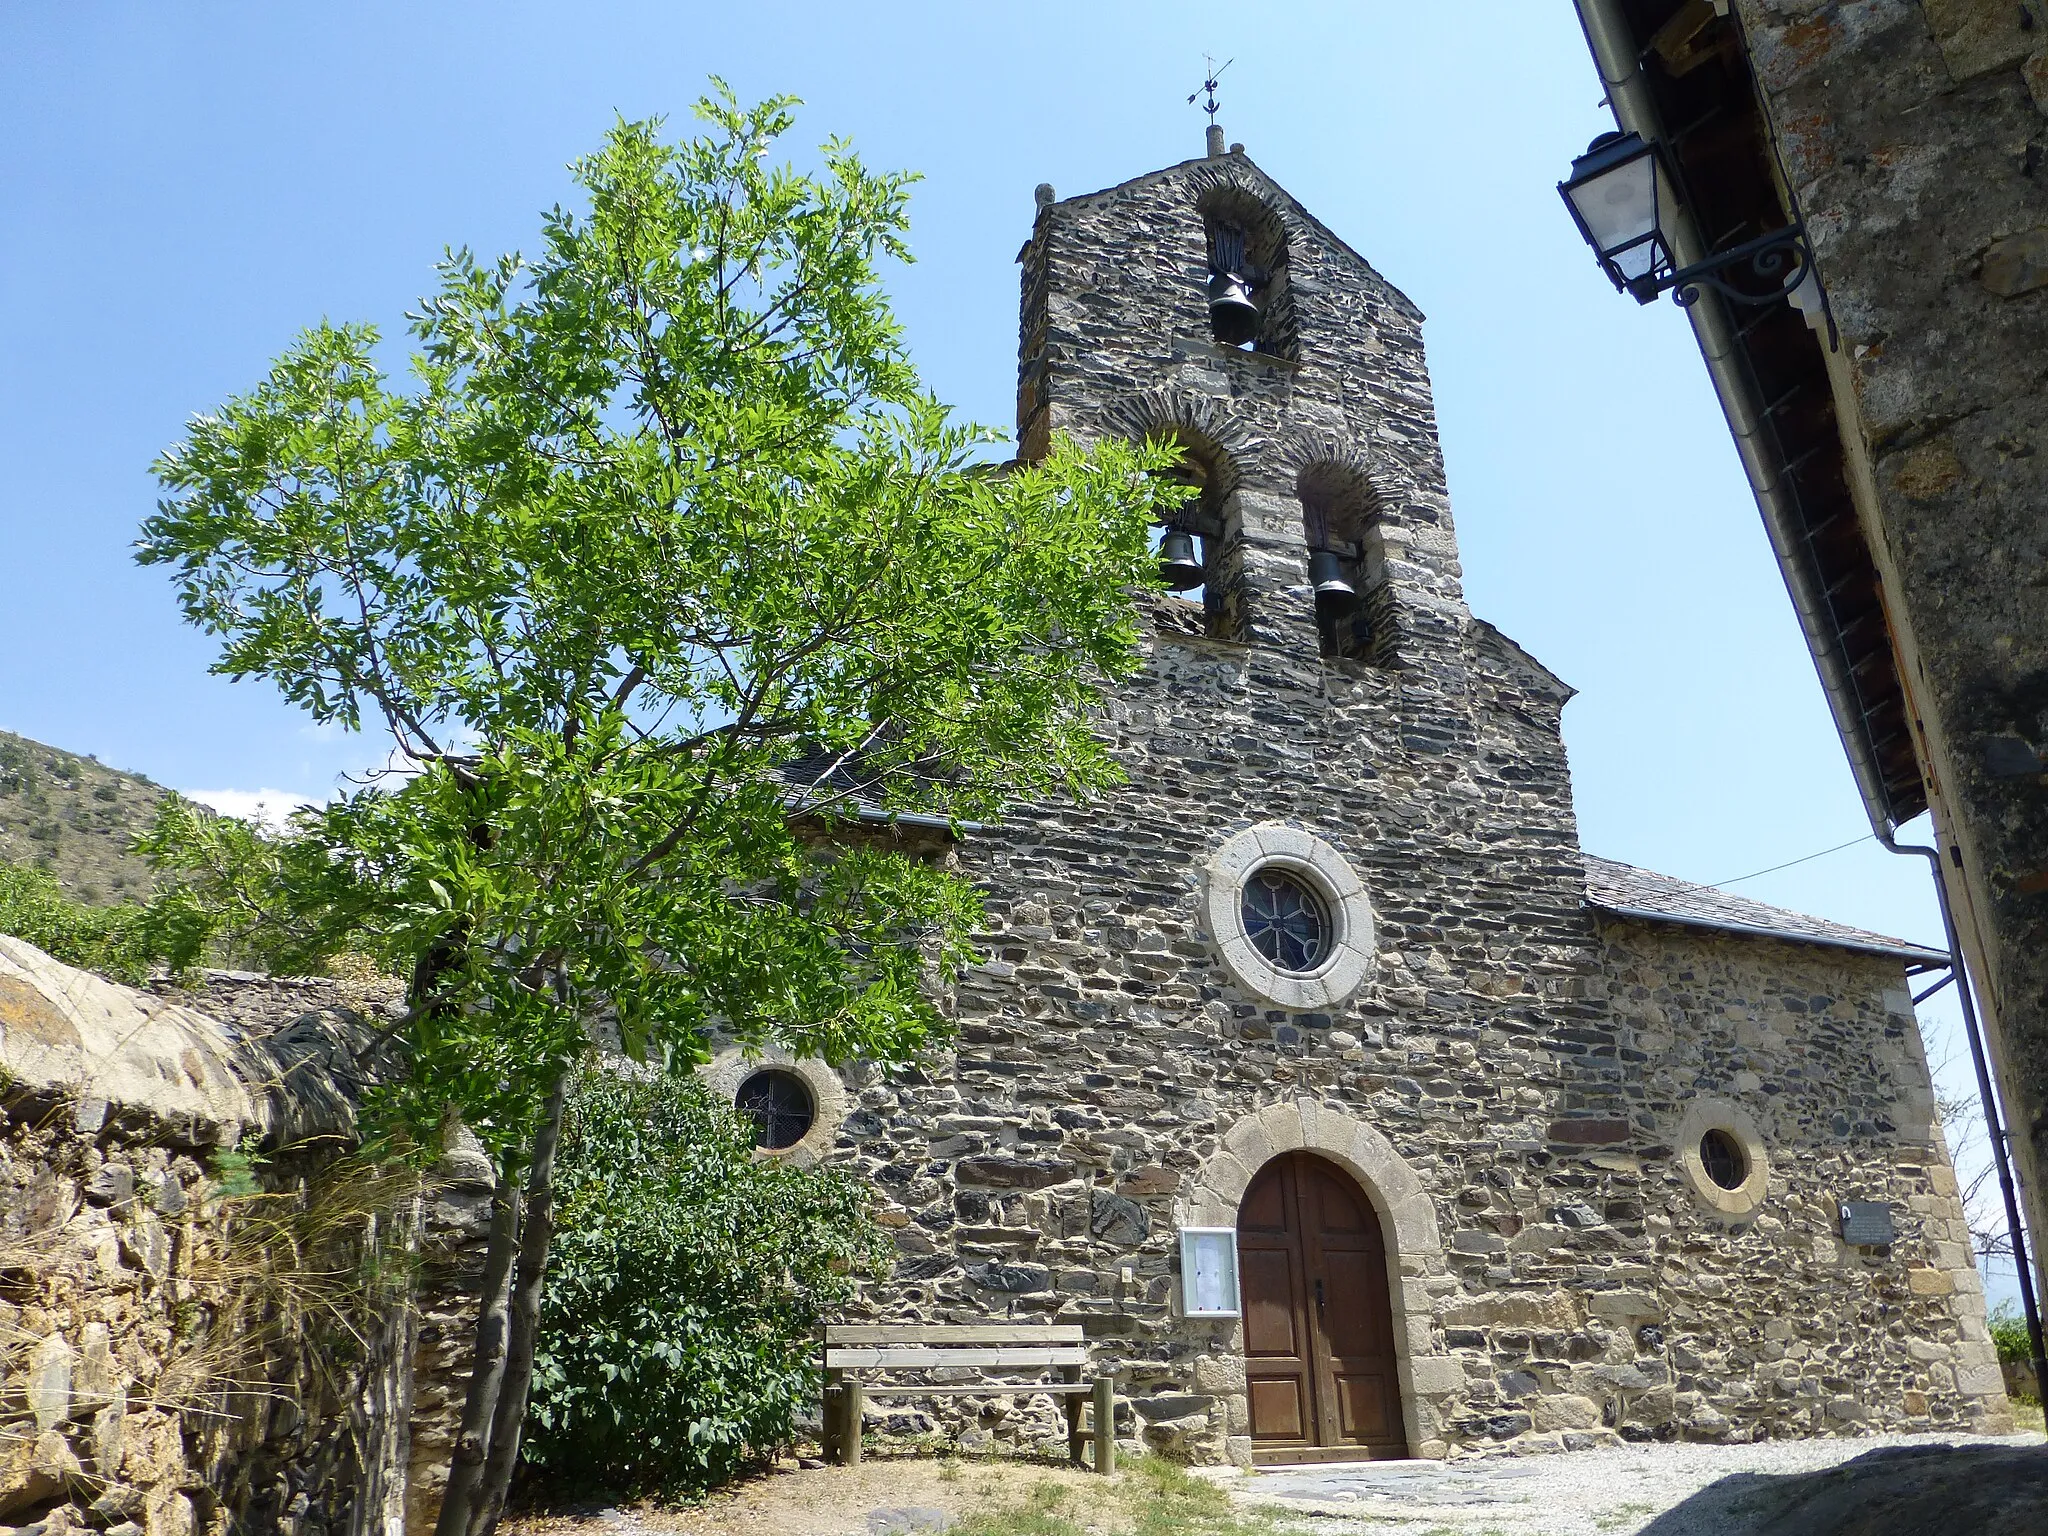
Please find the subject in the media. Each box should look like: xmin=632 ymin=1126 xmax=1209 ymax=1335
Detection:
xmin=0 ymin=729 xmax=169 ymax=903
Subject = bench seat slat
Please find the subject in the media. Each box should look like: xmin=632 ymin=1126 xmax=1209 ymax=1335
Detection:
xmin=825 ymin=1347 xmax=1087 ymax=1369
xmin=825 ymin=1325 xmax=1084 ymax=1345
xmin=858 ymin=1383 xmax=1093 ymax=1397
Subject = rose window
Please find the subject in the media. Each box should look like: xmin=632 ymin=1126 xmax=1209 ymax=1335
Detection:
xmin=1240 ymin=869 xmax=1330 ymax=974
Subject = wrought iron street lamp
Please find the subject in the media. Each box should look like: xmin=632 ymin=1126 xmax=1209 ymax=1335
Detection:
xmin=1559 ymin=130 xmax=1819 ymax=313
xmin=1559 ymin=131 xmax=1673 ymax=302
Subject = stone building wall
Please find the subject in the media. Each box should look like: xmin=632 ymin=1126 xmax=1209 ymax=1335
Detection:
xmin=821 ymin=143 xmax=2005 ymax=1462
xmin=1729 ymin=0 xmax=2048 ymax=1303
xmin=1576 ymin=919 xmax=2004 ymax=1438
xmin=0 ymin=939 xmax=484 ymax=1536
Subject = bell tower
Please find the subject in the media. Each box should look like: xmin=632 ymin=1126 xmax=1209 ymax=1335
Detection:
xmin=1015 ymin=134 xmax=1470 ymax=668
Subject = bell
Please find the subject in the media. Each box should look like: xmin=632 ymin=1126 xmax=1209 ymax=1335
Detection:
xmin=1158 ymin=529 xmax=1205 ymax=590
xmin=1308 ymin=549 xmax=1356 ymax=606
xmin=1207 ymin=270 xmax=1261 ymax=346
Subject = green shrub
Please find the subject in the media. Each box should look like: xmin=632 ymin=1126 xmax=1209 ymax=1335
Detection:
xmin=523 ymin=1068 xmax=887 ymax=1498
xmin=0 ymin=861 xmax=206 ymax=982
xmin=1990 ymin=1300 xmax=2034 ymax=1366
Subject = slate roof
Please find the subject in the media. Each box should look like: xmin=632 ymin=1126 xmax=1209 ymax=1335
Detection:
xmin=774 ymin=748 xmax=987 ymax=833
xmin=1583 ymin=853 xmax=1948 ymax=966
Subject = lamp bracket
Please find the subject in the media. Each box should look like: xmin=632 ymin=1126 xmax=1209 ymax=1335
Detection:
xmin=1631 ymin=220 xmax=1837 ymax=349
xmin=1661 ymin=223 xmax=1815 ymax=310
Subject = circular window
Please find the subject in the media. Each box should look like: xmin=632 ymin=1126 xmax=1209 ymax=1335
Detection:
xmin=1203 ymin=824 xmax=1376 ymax=1011
xmin=1241 ymin=870 xmax=1330 ymax=973
xmin=1698 ymin=1129 xmax=1747 ymax=1191
xmin=736 ymin=1069 xmax=815 ymax=1151
xmin=1674 ymin=1098 xmax=1770 ymax=1218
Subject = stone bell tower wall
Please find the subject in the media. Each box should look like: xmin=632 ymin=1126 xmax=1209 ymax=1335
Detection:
xmin=1016 ymin=152 xmax=1468 ymax=668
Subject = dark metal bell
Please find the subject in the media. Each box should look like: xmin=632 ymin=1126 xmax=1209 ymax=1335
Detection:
xmin=1158 ymin=529 xmax=1205 ymax=590
xmin=1207 ymin=270 xmax=1261 ymax=346
xmin=1308 ymin=549 xmax=1356 ymax=605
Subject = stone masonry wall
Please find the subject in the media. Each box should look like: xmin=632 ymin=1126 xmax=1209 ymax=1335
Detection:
xmin=1732 ymin=0 xmax=2048 ymax=1303
xmin=0 ymin=943 xmax=484 ymax=1536
xmin=832 ymin=613 xmax=2001 ymax=1459
xmin=821 ymin=143 xmax=2003 ymax=1463
xmin=1577 ymin=920 xmax=2004 ymax=1439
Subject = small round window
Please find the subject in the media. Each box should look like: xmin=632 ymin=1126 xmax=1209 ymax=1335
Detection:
xmin=1240 ymin=869 xmax=1330 ymax=974
xmin=736 ymin=1069 xmax=816 ymax=1151
xmin=1699 ymin=1129 xmax=1747 ymax=1192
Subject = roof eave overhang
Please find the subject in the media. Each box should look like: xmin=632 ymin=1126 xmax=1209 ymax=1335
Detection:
xmin=1588 ymin=900 xmax=1950 ymax=968
xmin=1571 ymin=0 xmax=1926 ymax=835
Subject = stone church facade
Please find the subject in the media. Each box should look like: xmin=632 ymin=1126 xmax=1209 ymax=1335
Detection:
xmin=719 ymin=139 xmax=2009 ymax=1463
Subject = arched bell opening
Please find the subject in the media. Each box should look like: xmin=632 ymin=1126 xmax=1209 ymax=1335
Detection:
xmin=1296 ymin=463 xmax=1383 ymax=664
xmin=1196 ymin=186 xmax=1296 ymax=360
xmin=1144 ymin=426 xmax=1245 ymax=641
xmin=1236 ymin=1150 xmax=1410 ymax=1463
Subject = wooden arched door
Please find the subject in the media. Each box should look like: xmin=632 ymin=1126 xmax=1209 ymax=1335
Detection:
xmin=1237 ymin=1151 xmax=1407 ymax=1462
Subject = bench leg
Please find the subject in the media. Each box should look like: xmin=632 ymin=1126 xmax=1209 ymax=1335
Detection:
xmin=845 ymin=1377 xmax=864 ymax=1466
xmin=1092 ymin=1374 xmax=1115 ymax=1475
xmin=1062 ymin=1364 xmax=1084 ymax=1464
xmin=823 ymin=1370 xmax=843 ymax=1464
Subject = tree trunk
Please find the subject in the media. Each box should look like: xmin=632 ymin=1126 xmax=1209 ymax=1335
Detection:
xmin=471 ymin=1071 xmax=571 ymax=1536
xmin=436 ymin=1170 xmax=522 ymax=1536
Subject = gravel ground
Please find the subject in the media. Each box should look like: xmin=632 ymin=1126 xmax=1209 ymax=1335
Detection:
xmin=1230 ymin=1431 xmax=2048 ymax=1535
xmin=507 ymin=1431 xmax=2048 ymax=1536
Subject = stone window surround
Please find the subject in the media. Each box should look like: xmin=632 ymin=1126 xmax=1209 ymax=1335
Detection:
xmin=1188 ymin=1098 xmax=1458 ymax=1463
xmin=1204 ymin=823 xmax=1376 ymax=1010
xmin=1673 ymin=1096 xmax=1771 ymax=1219
xmin=700 ymin=1045 xmax=849 ymax=1168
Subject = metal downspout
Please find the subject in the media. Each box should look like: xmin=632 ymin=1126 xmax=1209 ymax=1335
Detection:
xmin=1571 ymin=0 xmax=1896 ymax=839
xmin=1882 ymin=832 xmax=2048 ymax=1406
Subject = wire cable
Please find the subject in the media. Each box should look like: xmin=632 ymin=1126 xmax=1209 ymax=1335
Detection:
xmin=1708 ymin=833 xmax=1869 ymax=890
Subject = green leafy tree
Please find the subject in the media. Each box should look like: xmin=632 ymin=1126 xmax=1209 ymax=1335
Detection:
xmin=525 ymin=1068 xmax=885 ymax=1494
xmin=140 ymin=86 xmax=1179 ymax=1531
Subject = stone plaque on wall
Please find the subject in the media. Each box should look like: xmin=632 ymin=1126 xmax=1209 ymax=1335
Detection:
xmin=1840 ymin=1201 xmax=1895 ymax=1246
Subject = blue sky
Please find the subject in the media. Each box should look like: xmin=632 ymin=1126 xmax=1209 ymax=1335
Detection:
xmin=0 ymin=2 xmax=2017 ymax=1304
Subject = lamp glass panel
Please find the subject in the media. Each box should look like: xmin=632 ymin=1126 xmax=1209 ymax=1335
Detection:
xmin=1566 ymin=151 xmax=1658 ymax=266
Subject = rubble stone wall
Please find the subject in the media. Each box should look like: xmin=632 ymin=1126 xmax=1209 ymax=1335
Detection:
xmin=0 ymin=942 xmax=484 ymax=1536
xmin=831 ymin=621 xmax=2005 ymax=1460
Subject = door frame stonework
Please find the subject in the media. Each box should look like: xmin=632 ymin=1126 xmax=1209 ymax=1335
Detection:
xmin=1191 ymin=1100 xmax=1460 ymax=1462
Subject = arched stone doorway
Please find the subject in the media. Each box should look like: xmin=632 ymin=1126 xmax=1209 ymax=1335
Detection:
xmin=1239 ymin=1151 xmax=1406 ymax=1460
xmin=1191 ymin=1098 xmax=1461 ymax=1462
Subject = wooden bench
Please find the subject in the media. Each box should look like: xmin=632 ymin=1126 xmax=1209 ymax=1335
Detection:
xmin=822 ymin=1324 xmax=1115 ymax=1473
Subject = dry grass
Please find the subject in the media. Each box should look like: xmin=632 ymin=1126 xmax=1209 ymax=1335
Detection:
xmin=150 ymin=1150 xmax=422 ymax=1420
xmin=511 ymin=1457 xmax=1278 ymax=1536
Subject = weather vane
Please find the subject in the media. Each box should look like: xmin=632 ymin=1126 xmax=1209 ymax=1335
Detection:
xmin=1188 ymin=55 xmax=1233 ymax=126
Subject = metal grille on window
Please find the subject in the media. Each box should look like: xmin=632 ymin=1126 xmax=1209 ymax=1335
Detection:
xmin=1241 ymin=870 xmax=1330 ymax=973
xmin=736 ymin=1068 xmax=816 ymax=1151
xmin=1699 ymin=1128 xmax=1746 ymax=1191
